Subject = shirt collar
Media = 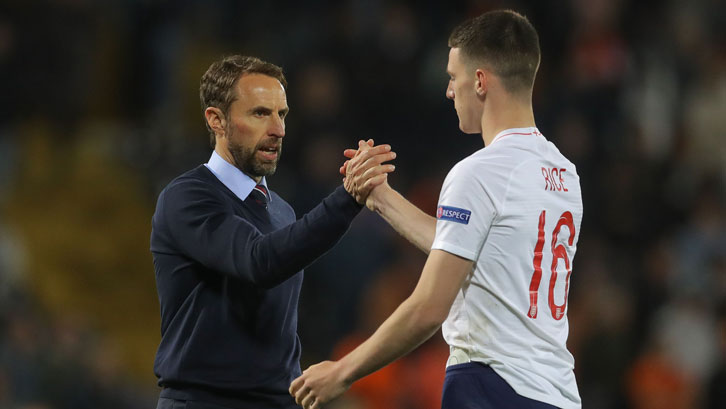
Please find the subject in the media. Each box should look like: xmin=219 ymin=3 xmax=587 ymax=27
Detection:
xmin=204 ymin=151 xmax=270 ymax=202
xmin=490 ymin=127 xmax=542 ymax=145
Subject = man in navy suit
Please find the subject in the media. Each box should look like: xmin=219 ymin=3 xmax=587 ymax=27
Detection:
xmin=151 ymin=55 xmax=395 ymax=409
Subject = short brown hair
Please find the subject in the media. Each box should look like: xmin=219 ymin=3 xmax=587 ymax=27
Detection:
xmin=448 ymin=10 xmax=540 ymax=94
xmin=200 ymin=55 xmax=287 ymax=147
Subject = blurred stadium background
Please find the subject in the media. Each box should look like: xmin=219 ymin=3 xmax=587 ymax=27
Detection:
xmin=0 ymin=0 xmax=724 ymax=408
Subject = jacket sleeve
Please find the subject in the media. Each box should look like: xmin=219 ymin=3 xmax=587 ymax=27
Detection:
xmin=159 ymin=181 xmax=362 ymax=288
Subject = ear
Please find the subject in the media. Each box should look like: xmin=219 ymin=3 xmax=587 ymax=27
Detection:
xmin=474 ymin=69 xmax=487 ymax=98
xmin=205 ymin=107 xmax=227 ymax=139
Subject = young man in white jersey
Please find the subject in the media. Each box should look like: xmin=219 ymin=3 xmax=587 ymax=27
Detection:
xmin=290 ymin=10 xmax=583 ymax=409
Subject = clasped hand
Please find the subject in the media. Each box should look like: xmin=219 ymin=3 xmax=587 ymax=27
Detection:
xmin=340 ymin=139 xmax=395 ymax=206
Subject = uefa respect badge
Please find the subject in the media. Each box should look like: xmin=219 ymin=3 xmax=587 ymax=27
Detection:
xmin=436 ymin=205 xmax=472 ymax=224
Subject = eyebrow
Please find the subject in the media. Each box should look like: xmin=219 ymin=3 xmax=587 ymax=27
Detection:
xmin=249 ymin=106 xmax=269 ymax=113
xmin=248 ymin=106 xmax=289 ymax=116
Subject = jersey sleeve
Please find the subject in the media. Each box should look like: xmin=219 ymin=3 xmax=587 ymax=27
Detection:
xmin=431 ymin=158 xmax=500 ymax=261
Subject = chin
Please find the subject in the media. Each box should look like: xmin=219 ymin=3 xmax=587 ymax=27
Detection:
xmin=458 ymin=122 xmax=480 ymax=135
xmin=458 ymin=120 xmax=468 ymax=133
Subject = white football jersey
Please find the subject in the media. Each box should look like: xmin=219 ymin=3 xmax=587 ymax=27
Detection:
xmin=431 ymin=127 xmax=583 ymax=409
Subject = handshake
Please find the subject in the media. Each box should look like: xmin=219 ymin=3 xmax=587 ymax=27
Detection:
xmin=340 ymin=139 xmax=397 ymax=209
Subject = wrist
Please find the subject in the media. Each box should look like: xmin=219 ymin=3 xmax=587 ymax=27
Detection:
xmin=334 ymin=186 xmax=364 ymax=218
xmin=367 ymin=183 xmax=392 ymax=213
xmin=335 ymin=356 xmax=358 ymax=386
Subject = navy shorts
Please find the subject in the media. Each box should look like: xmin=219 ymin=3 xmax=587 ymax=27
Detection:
xmin=441 ymin=363 xmax=559 ymax=409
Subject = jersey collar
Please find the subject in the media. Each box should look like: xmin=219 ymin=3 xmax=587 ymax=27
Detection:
xmin=490 ymin=127 xmax=542 ymax=145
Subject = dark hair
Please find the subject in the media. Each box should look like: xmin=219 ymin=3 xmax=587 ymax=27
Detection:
xmin=448 ymin=10 xmax=540 ymax=94
xmin=200 ymin=55 xmax=287 ymax=147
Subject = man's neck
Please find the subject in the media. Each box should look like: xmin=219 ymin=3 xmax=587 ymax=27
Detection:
xmin=479 ymin=96 xmax=536 ymax=146
xmin=215 ymin=146 xmax=235 ymax=166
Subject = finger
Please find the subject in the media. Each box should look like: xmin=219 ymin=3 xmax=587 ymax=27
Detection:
xmin=358 ymin=140 xmax=376 ymax=152
xmin=348 ymin=147 xmax=393 ymax=175
xmin=289 ymin=377 xmax=302 ymax=395
xmin=347 ymin=148 xmax=393 ymax=180
xmin=359 ymin=164 xmax=395 ymax=185
xmin=353 ymin=140 xmax=374 ymax=157
xmin=339 ymin=160 xmax=349 ymax=176
xmin=365 ymin=144 xmax=390 ymax=154
xmin=295 ymin=386 xmax=310 ymax=406
xmin=361 ymin=164 xmax=395 ymax=181
xmin=356 ymin=140 xmax=367 ymax=153
xmin=301 ymin=392 xmax=317 ymax=409
xmin=346 ymin=142 xmax=372 ymax=161
xmin=349 ymin=151 xmax=396 ymax=177
xmin=363 ymin=173 xmax=388 ymax=191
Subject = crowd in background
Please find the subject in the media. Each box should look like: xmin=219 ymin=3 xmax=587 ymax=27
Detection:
xmin=0 ymin=0 xmax=724 ymax=408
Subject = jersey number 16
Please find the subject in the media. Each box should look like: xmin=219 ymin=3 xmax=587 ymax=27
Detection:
xmin=527 ymin=210 xmax=575 ymax=320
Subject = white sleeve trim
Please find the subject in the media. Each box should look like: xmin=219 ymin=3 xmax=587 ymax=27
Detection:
xmin=431 ymin=239 xmax=478 ymax=262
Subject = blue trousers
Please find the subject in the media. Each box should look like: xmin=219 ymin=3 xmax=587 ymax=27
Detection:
xmin=156 ymin=397 xmax=274 ymax=409
xmin=157 ymin=397 xmax=230 ymax=409
xmin=156 ymin=391 xmax=300 ymax=409
xmin=441 ymin=363 xmax=560 ymax=409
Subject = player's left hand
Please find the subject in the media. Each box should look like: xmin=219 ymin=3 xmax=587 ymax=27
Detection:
xmin=289 ymin=360 xmax=351 ymax=409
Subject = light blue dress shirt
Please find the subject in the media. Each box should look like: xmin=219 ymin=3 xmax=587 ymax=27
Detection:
xmin=204 ymin=151 xmax=270 ymax=203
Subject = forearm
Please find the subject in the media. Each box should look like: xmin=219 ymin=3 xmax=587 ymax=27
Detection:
xmin=338 ymin=297 xmax=442 ymax=383
xmin=255 ymin=186 xmax=361 ymax=286
xmin=289 ymin=250 xmax=472 ymax=406
xmin=335 ymin=250 xmax=470 ymax=382
xmin=165 ymin=184 xmax=361 ymax=288
xmin=370 ymin=185 xmax=437 ymax=254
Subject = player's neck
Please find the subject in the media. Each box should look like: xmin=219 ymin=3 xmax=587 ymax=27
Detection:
xmin=480 ymin=96 xmax=535 ymax=146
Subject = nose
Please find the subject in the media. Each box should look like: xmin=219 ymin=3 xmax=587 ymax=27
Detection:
xmin=269 ymin=115 xmax=285 ymax=138
xmin=446 ymin=82 xmax=454 ymax=100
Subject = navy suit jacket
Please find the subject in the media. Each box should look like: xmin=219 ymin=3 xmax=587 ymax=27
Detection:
xmin=151 ymin=165 xmax=361 ymax=408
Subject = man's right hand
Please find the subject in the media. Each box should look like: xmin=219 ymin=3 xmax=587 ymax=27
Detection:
xmin=340 ymin=140 xmax=396 ymax=206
